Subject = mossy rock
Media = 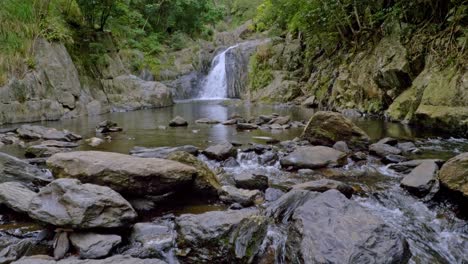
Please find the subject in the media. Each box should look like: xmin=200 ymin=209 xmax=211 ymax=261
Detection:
xmin=439 ymin=153 xmax=468 ymax=197
xmin=167 ymin=151 xmax=221 ymax=196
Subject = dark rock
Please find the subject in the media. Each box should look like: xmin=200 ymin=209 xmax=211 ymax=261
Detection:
xmin=388 ymin=159 xmax=444 ymax=173
xmin=223 ymin=157 xmax=240 ymax=167
xmin=233 ymin=173 xmax=269 ymax=191
xmin=0 ymin=234 xmax=36 ymax=263
xmin=169 ymin=116 xmax=188 ymax=127
xmin=222 ymin=119 xmax=238 ymax=125
xmin=28 ymin=179 xmax=137 ymax=229
xmin=95 ymin=121 xmax=123 ymax=134
xmin=377 ymin=137 xmax=398 ymax=146
xmin=220 ymin=186 xmax=263 ymax=206
xmin=130 ymin=145 xmax=199 ymax=158
xmin=286 ymin=190 xmax=411 ymax=263
xmin=280 ymin=146 xmax=347 ymax=170
xmin=259 ymin=151 xmax=279 ymax=166
xmin=292 ymin=179 xmax=354 ymax=198
xmin=25 ymin=141 xmax=78 ymax=158
xmin=195 ymin=118 xmax=220 ymax=124
xmin=229 ymin=215 xmax=268 ymax=262
xmin=301 ymin=111 xmax=370 ymax=149
xmin=265 ymin=190 xmax=319 ymax=223
xmin=236 ymin=123 xmax=258 ymax=130
xmin=69 ymin=233 xmax=121 ymax=259
xmin=302 ymin=96 xmax=316 ymax=108
xmin=382 ymin=154 xmax=409 ymax=164
xmin=351 ymin=151 xmax=367 ymax=161
xmin=401 ymin=161 xmax=439 ymax=197
xmin=203 ymin=142 xmax=237 ymax=161
xmin=369 ymin=143 xmax=402 ymax=158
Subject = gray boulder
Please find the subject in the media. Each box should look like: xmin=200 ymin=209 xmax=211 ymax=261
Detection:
xmin=376 ymin=137 xmax=398 ymax=146
xmin=236 ymin=123 xmax=259 ymax=130
xmin=168 ymin=116 xmax=188 ymax=127
xmin=333 ymin=141 xmax=351 ymax=153
xmin=369 ymin=143 xmax=402 ymax=158
xmin=0 ymin=182 xmax=36 ymax=213
xmin=265 ymin=188 xmax=285 ymax=202
xmin=438 ymin=152 xmax=468 ymax=197
xmin=12 ymin=255 xmax=166 ymax=264
xmin=69 ymin=233 xmax=121 ymax=259
xmin=292 ymin=179 xmax=354 ymax=198
xmin=280 ymin=146 xmax=347 ymax=169
xmin=28 ymin=179 xmax=137 ymax=229
xmin=286 ymin=190 xmax=411 ymax=263
xmin=176 ymin=208 xmax=259 ymax=262
xmin=47 ymin=151 xmax=196 ymax=196
xmin=400 ymin=161 xmax=439 ymax=196
xmin=203 ymin=142 xmax=237 ymax=161
xmin=219 ymin=186 xmax=263 ymax=206
xmin=389 ymin=159 xmax=444 ymax=173
xmin=130 ymin=145 xmax=199 ymax=158
xmin=25 ymin=140 xmax=78 ymax=158
xmin=16 ymin=125 xmax=81 ymax=142
xmin=265 ymin=189 xmax=319 ymax=223
xmin=0 ymin=234 xmax=36 ymax=264
xmin=233 ymin=173 xmax=269 ymax=191
xmin=0 ymin=152 xmax=53 ymax=187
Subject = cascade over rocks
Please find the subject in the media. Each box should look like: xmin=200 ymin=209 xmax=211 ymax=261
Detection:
xmin=286 ymin=190 xmax=411 ymax=263
xmin=28 ymin=179 xmax=137 ymax=229
xmin=301 ymin=111 xmax=370 ymax=149
xmin=47 ymin=151 xmax=196 ymax=196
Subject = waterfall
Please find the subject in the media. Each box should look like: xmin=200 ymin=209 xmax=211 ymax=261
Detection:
xmin=199 ymin=45 xmax=238 ymax=99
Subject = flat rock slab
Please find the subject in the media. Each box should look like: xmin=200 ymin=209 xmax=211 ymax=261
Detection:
xmin=130 ymin=145 xmax=199 ymax=158
xmin=28 ymin=179 xmax=137 ymax=229
xmin=47 ymin=151 xmax=197 ymax=196
xmin=17 ymin=125 xmax=81 ymax=142
xmin=401 ymin=161 xmax=439 ymax=196
xmin=280 ymin=146 xmax=347 ymax=169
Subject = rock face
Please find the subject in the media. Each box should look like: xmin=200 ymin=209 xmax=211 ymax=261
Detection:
xmin=28 ymin=179 xmax=137 ymax=228
xmin=167 ymin=151 xmax=221 ymax=195
xmin=47 ymin=151 xmax=196 ymax=196
xmin=400 ymin=161 xmax=439 ymax=196
xmin=176 ymin=208 xmax=259 ymax=262
xmin=0 ymin=182 xmax=36 ymax=213
xmin=286 ymin=190 xmax=411 ymax=263
xmin=69 ymin=233 xmax=121 ymax=259
xmin=0 ymin=152 xmax=53 ymax=187
xmin=439 ymin=153 xmax=468 ymax=197
xmin=301 ymin=111 xmax=370 ymax=149
xmin=12 ymin=255 xmax=166 ymax=264
xmin=280 ymin=146 xmax=347 ymax=169
xmin=203 ymin=142 xmax=237 ymax=161
xmin=292 ymin=179 xmax=354 ymax=198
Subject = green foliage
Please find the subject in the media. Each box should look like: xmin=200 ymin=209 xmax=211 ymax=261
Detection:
xmin=248 ymin=45 xmax=274 ymax=91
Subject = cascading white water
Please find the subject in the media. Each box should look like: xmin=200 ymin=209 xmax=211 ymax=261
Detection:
xmin=199 ymin=45 xmax=238 ymax=99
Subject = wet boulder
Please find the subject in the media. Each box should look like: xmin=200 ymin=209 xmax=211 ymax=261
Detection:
xmin=233 ymin=173 xmax=269 ymax=191
xmin=0 ymin=152 xmax=53 ymax=187
xmin=220 ymin=186 xmax=263 ymax=206
xmin=292 ymin=179 xmax=354 ymax=198
xmin=369 ymin=143 xmax=402 ymax=158
xmin=382 ymin=154 xmax=409 ymax=164
xmin=95 ymin=120 xmax=123 ymax=134
xmin=69 ymin=233 xmax=121 ymax=259
xmin=28 ymin=179 xmax=137 ymax=229
xmin=130 ymin=145 xmax=199 ymax=158
xmin=229 ymin=215 xmax=268 ymax=263
xmin=167 ymin=151 xmax=221 ymax=195
xmin=265 ymin=190 xmax=320 ymax=223
xmin=47 ymin=151 xmax=196 ymax=196
xmin=203 ymin=142 xmax=237 ymax=161
xmin=400 ymin=161 xmax=439 ymax=197
xmin=286 ymin=190 xmax=411 ymax=263
xmin=176 ymin=208 xmax=259 ymax=262
xmin=439 ymin=153 xmax=468 ymax=197
xmin=264 ymin=188 xmax=285 ymax=202
xmin=168 ymin=116 xmax=188 ymax=127
xmin=236 ymin=123 xmax=259 ymax=130
xmin=12 ymin=255 xmax=167 ymax=264
xmin=301 ymin=111 xmax=370 ymax=149
xmin=0 ymin=234 xmax=36 ymax=264
xmin=280 ymin=146 xmax=347 ymax=170
xmin=16 ymin=125 xmax=81 ymax=142
xmin=124 ymin=220 xmax=177 ymax=260
xmin=195 ymin=118 xmax=220 ymax=124
xmin=0 ymin=182 xmax=36 ymax=213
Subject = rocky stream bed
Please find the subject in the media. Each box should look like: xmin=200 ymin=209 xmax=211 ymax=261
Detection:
xmin=0 ymin=102 xmax=467 ymax=264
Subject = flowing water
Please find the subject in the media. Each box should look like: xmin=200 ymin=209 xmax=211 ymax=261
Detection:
xmin=198 ymin=45 xmax=238 ymax=99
